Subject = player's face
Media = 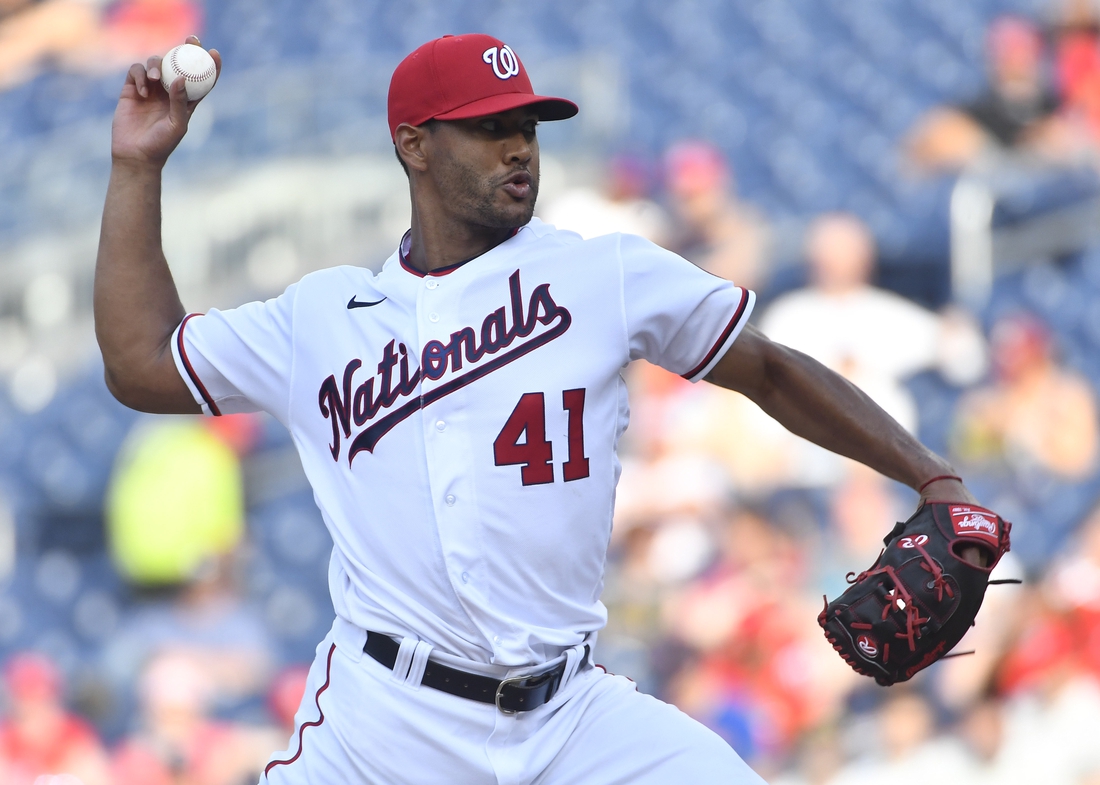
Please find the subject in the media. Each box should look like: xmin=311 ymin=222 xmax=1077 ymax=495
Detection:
xmin=427 ymin=109 xmax=540 ymax=230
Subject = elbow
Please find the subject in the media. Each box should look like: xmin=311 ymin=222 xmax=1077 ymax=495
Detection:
xmin=98 ymin=328 xmax=190 ymax=413
xmin=742 ymin=334 xmax=787 ymax=404
xmin=103 ymin=367 xmax=144 ymax=411
xmin=102 ymin=366 xmax=165 ymax=413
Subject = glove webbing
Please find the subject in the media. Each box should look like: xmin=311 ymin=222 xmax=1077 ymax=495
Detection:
xmin=844 ymin=545 xmax=947 ymax=654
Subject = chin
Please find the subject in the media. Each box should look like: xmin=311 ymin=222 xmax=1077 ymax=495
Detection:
xmin=481 ymin=201 xmax=536 ymax=230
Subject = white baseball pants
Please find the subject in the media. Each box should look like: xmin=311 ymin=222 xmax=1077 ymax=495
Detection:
xmin=260 ymin=618 xmax=765 ymax=785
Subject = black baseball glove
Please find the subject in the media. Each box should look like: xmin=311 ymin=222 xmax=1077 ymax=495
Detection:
xmin=818 ymin=502 xmax=1012 ymax=686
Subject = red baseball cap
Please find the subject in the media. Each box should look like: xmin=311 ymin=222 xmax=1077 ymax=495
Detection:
xmin=387 ymin=34 xmax=578 ymax=140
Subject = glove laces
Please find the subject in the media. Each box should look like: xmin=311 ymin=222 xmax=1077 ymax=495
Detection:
xmin=912 ymin=539 xmax=955 ymax=603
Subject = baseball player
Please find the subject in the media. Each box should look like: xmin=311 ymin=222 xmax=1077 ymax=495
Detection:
xmin=95 ymin=33 xmax=984 ymax=784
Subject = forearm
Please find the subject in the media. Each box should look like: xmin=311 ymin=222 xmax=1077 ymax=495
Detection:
xmin=94 ymin=160 xmax=196 ymax=412
xmin=762 ymin=349 xmax=948 ymax=487
xmin=709 ymin=329 xmax=956 ymax=492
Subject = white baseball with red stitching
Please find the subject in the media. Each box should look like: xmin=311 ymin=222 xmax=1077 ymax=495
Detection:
xmin=160 ymin=44 xmax=217 ymax=101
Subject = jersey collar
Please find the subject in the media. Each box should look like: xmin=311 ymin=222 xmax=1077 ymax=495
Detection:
xmin=398 ymin=226 xmax=522 ymax=278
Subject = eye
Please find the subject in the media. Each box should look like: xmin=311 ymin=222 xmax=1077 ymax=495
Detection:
xmin=523 ymin=120 xmax=539 ymax=134
xmin=480 ymin=120 xmax=499 ymax=132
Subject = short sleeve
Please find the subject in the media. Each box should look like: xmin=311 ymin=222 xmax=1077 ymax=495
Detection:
xmin=170 ymin=283 xmax=297 ymax=423
xmin=620 ymin=234 xmax=755 ymax=381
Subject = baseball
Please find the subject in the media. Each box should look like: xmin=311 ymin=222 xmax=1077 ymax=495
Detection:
xmin=160 ymin=44 xmax=217 ymax=102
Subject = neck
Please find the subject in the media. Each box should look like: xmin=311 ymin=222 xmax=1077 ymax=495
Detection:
xmin=998 ymin=74 xmax=1040 ymax=102
xmin=406 ymin=200 xmax=518 ymax=273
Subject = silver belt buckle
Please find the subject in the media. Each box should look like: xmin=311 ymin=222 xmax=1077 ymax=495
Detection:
xmin=494 ymin=674 xmax=531 ymax=715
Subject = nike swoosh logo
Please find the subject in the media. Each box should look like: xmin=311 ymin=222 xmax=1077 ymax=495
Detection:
xmin=347 ymin=296 xmax=387 ymax=309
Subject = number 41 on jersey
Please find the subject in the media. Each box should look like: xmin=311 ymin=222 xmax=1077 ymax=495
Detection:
xmin=493 ymin=389 xmax=590 ymax=486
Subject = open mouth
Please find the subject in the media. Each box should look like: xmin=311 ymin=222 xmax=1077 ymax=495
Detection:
xmin=500 ymin=171 xmax=533 ymax=200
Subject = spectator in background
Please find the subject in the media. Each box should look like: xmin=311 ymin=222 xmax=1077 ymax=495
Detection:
xmin=637 ymin=214 xmax=985 ymax=495
xmin=540 ymin=153 xmax=671 ymax=244
xmin=815 ymin=465 xmax=909 ymax=597
xmin=990 ymin=604 xmax=1100 ymax=784
xmin=663 ymin=140 xmax=772 ymax=292
xmin=906 ymin=15 xmax=1086 ymax=171
xmin=0 ymin=653 xmax=111 ymax=785
xmin=761 ymin=213 xmax=987 ymax=434
xmin=1048 ymin=500 xmax=1100 ymax=616
xmin=953 ymin=695 xmax=1010 ymax=785
xmin=112 ymin=651 xmax=281 ymax=785
xmin=266 ymin=666 xmax=309 ymax=739
xmin=952 ymin=312 xmax=1099 ymax=480
xmin=102 ymin=416 xmax=275 ymax=709
xmin=102 ymin=551 xmax=277 ymax=713
xmin=106 ymin=418 xmax=246 ymax=587
xmin=1053 ymin=0 xmax=1100 ymax=145
xmin=0 ymin=0 xmax=201 ymax=91
xmin=662 ymin=506 xmax=850 ymax=770
xmin=824 ymin=690 xmax=972 ymax=785
xmin=771 ymin=726 xmax=844 ymax=785
xmin=0 ymin=0 xmax=97 ymax=90
xmin=1047 ymin=500 xmax=1100 ymax=679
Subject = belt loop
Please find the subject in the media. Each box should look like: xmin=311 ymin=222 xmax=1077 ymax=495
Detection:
xmin=559 ymin=642 xmax=586 ymax=692
xmin=405 ymin=640 xmax=433 ymax=688
xmin=390 ymin=637 xmax=418 ymax=684
xmin=333 ymin=617 xmax=365 ymax=663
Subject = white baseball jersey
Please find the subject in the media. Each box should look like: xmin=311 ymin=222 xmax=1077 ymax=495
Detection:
xmin=171 ymin=218 xmax=754 ymax=667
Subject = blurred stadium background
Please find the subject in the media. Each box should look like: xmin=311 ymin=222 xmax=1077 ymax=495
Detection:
xmin=3 ymin=0 xmax=1100 ymax=783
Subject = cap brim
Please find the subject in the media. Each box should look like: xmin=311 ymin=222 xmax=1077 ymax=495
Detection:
xmin=434 ymin=92 xmax=578 ymax=123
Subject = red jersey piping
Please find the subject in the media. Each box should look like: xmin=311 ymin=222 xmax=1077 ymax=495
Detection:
xmin=264 ymin=643 xmax=336 ymax=777
xmin=681 ymin=287 xmax=751 ymax=380
xmin=177 ymin=313 xmax=222 ymax=416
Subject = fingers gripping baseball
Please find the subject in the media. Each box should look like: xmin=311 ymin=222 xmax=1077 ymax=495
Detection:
xmin=113 ymin=36 xmax=220 ymax=166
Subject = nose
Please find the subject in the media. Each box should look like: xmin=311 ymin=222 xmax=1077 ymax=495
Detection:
xmin=503 ymin=131 xmax=533 ymax=166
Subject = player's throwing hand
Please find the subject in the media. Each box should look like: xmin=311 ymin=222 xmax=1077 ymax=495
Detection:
xmin=111 ymin=35 xmax=221 ymax=166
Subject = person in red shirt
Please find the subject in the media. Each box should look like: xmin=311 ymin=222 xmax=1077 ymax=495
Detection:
xmin=111 ymin=651 xmax=281 ymax=785
xmin=1054 ymin=0 xmax=1100 ymax=143
xmin=0 ymin=653 xmax=110 ymax=785
xmin=0 ymin=0 xmax=201 ymax=91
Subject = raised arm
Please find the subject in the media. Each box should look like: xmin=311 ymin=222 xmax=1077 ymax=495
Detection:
xmin=707 ymin=325 xmax=977 ymax=507
xmin=94 ymin=36 xmax=220 ymax=413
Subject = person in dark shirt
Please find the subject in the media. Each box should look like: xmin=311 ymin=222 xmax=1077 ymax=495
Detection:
xmin=906 ymin=15 xmax=1085 ymax=171
xmin=963 ymin=16 xmax=1061 ymax=146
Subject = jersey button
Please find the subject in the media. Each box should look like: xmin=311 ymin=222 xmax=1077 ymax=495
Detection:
xmin=426 ymin=280 xmax=439 ymax=290
xmin=435 ymin=420 xmax=446 ymax=431
xmin=428 ymin=313 xmax=440 ymax=323
xmin=445 ymin=494 xmax=456 ymax=506
xmin=461 ymin=571 xmax=470 ymax=584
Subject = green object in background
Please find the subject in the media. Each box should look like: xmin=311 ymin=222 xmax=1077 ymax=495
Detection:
xmin=106 ymin=420 xmax=244 ymax=585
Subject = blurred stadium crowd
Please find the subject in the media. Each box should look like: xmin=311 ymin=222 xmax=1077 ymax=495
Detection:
xmin=3 ymin=0 xmax=1100 ymax=783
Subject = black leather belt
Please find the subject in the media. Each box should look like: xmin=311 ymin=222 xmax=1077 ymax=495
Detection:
xmin=364 ymin=631 xmax=589 ymax=714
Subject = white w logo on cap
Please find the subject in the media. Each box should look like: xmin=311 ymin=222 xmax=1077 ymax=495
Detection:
xmin=482 ymin=45 xmax=520 ymax=80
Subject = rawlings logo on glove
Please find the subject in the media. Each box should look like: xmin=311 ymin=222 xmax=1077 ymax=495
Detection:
xmin=818 ymin=502 xmax=1012 ymax=686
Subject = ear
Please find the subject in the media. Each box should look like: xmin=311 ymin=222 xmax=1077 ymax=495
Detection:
xmin=394 ymin=123 xmax=431 ymax=174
